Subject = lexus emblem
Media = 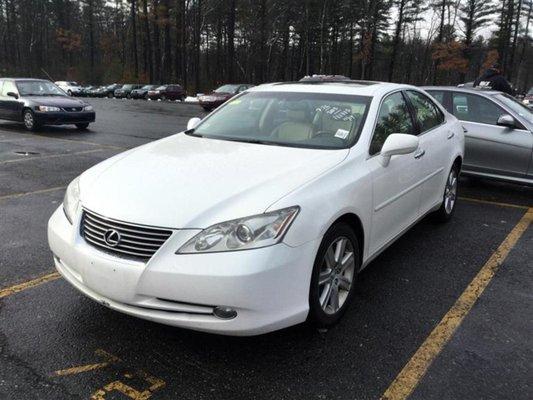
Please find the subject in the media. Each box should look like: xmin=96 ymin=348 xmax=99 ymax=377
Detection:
xmin=103 ymin=229 xmax=121 ymax=247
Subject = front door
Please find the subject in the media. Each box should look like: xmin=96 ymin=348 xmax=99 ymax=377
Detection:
xmin=366 ymin=91 xmax=425 ymax=256
xmin=451 ymin=92 xmax=531 ymax=178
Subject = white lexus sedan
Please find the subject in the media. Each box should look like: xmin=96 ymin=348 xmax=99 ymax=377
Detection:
xmin=48 ymin=81 xmax=464 ymax=336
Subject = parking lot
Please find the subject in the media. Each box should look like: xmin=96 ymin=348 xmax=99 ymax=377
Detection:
xmin=0 ymin=98 xmax=531 ymax=400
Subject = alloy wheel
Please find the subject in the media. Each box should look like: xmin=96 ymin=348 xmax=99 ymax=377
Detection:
xmin=24 ymin=111 xmax=34 ymax=130
xmin=444 ymin=169 xmax=458 ymax=214
xmin=318 ymin=237 xmax=356 ymax=315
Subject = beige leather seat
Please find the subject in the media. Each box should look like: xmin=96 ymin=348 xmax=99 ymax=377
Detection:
xmin=272 ymin=103 xmax=313 ymax=141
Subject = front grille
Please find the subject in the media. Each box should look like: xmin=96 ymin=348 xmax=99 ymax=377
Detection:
xmin=63 ymin=107 xmax=83 ymax=112
xmin=81 ymin=209 xmax=173 ymax=261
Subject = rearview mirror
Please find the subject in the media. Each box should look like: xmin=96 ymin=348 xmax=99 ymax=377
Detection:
xmin=187 ymin=117 xmax=202 ymax=131
xmin=6 ymin=91 xmax=18 ymax=99
xmin=496 ymin=114 xmax=516 ymax=129
xmin=380 ymin=134 xmax=419 ymax=167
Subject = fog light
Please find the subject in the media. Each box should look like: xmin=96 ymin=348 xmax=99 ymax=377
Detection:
xmin=213 ymin=306 xmax=237 ymax=320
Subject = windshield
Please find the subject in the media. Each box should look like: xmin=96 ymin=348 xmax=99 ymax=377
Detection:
xmin=214 ymin=84 xmax=240 ymax=93
xmin=142 ymin=85 xmax=154 ymax=89
xmin=122 ymin=84 xmax=133 ymax=90
xmin=69 ymin=82 xmax=80 ymax=86
xmin=191 ymin=91 xmax=372 ymax=149
xmin=155 ymin=86 xmax=166 ymax=90
xmin=16 ymin=81 xmax=65 ymax=96
xmin=495 ymin=93 xmax=533 ymax=124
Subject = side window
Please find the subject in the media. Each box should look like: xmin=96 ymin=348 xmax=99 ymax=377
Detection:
xmin=406 ymin=90 xmax=444 ymax=132
xmin=452 ymin=93 xmax=505 ymax=126
xmin=426 ymin=90 xmax=445 ymax=105
xmin=370 ymin=92 xmax=415 ymax=155
xmin=1 ymin=81 xmax=17 ymax=97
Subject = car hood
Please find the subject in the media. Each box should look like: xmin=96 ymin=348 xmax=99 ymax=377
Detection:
xmin=80 ymin=134 xmax=348 ymax=229
xmin=29 ymin=96 xmax=87 ymax=107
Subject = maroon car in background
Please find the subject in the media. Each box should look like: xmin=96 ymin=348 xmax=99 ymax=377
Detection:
xmin=198 ymin=84 xmax=254 ymax=111
xmin=147 ymin=84 xmax=186 ymax=101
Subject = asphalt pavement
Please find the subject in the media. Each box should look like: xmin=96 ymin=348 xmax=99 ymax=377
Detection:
xmin=0 ymin=98 xmax=531 ymax=400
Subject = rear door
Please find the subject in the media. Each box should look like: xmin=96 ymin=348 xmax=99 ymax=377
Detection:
xmin=450 ymin=92 xmax=530 ymax=178
xmin=405 ymin=90 xmax=450 ymax=214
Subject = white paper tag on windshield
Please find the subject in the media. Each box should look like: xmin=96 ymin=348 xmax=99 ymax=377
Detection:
xmin=335 ymin=129 xmax=349 ymax=139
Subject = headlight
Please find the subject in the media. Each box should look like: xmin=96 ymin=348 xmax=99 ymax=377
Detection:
xmin=83 ymin=105 xmax=94 ymax=111
xmin=37 ymin=106 xmax=61 ymax=112
xmin=177 ymin=206 xmax=299 ymax=254
xmin=63 ymin=177 xmax=80 ymax=224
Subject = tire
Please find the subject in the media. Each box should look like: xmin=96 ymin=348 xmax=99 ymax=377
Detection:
xmin=308 ymin=223 xmax=360 ymax=329
xmin=433 ymin=164 xmax=459 ymax=222
xmin=161 ymin=95 xmax=167 ymax=101
xmin=127 ymin=93 xmax=132 ymax=99
xmin=180 ymin=95 xmax=186 ymax=102
xmin=75 ymin=123 xmax=89 ymax=130
xmin=23 ymin=109 xmax=39 ymax=131
xmin=67 ymin=90 xmax=72 ymax=96
xmin=144 ymin=94 xmax=149 ymax=100
xmin=107 ymin=92 xmax=113 ymax=98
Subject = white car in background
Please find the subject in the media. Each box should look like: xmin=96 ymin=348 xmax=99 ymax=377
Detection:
xmin=55 ymin=81 xmax=82 ymax=96
xmin=48 ymin=80 xmax=464 ymax=336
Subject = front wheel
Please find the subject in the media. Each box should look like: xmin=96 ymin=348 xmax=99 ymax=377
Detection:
xmin=75 ymin=123 xmax=89 ymax=130
xmin=107 ymin=92 xmax=113 ymax=98
xmin=308 ymin=223 xmax=360 ymax=329
xmin=433 ymin=165 xmax=459 ymax=222
xmin=23 ymin=109 xmax=39 ymax=131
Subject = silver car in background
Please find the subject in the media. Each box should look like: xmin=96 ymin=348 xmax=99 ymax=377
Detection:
xmin=423 ymin=87 xmax=533 ymax=186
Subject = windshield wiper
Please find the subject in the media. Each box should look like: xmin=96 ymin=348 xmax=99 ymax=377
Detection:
xmin=184 ymin=129 xmax=203 ymax=138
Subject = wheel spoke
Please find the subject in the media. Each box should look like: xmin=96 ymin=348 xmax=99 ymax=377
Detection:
xmin=320 ymin=283 xmax=333 ymax=308
xmin=339 ymin=252 xmax=354 ymax=273
xmin=329 ymin=284 xmax=339 ymax=312
xmin=334 ymin=238 xmax=346 ymax=264
xmin=325 ymin=247 xmax=336 ymax=269
xmin=319 ymin=270 xmax=331 ymax=285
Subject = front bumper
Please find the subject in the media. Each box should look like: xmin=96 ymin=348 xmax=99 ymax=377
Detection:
xmin=48 ymin=206 xmax=317 ymax=335
xmin=34 ymin=111 xmax=95 ymax=126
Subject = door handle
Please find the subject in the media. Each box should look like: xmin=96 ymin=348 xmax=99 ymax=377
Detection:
xmin=447 ymin=131 xmax=455 ymax=139
xmin=414 ymin=149 xmax=425 ymax=159
xmin=462 ymin=126 xmax=468 ymax=133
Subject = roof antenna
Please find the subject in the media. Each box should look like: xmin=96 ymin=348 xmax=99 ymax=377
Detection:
xmin=41 ymin=68 xmax=54 ymax=82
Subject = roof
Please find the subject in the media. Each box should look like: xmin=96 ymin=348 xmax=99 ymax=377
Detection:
xmin=248 ymin=81 xmax=410 ymax=97
xmin=0 ymin=77 xmax=50 ymax=82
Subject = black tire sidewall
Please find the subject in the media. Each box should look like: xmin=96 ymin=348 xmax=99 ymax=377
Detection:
xmin=308 ymin=223 xmax=360 ymax=328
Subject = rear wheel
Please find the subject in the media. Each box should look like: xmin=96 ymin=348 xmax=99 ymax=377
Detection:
xmin=161 ymin=95 xmax=167 ymax=101
xmin=23 ymin=109 xmax=39 ymax=131
xmin=433 ymin=165 xmax=459 ymax=222
xmin=75 ymin=123 xmax=89 ymax=130
xmin=308 ymin=223 xmax=360 ymax=329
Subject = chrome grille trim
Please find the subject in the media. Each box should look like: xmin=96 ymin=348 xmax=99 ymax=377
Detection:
xmin=81 ymin=208 xmax=173 ymax=261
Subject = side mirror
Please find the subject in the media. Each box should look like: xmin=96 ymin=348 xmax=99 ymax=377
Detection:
xmin=187 ymin=117 xmax=202 ymax=131
xmin=7 ymin=92 xmax=18 ymax=99
xmin=496 ymin=114 xmax=516 ymax=129
xmin=380 ymin=134 xmax=419 ymax=167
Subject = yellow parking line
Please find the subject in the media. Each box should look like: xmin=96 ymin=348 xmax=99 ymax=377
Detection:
xmin=53 ymin=349 xmax=120 ymax=376
xmin=0 ymin=272 xmax=61 ymax=299
xmin=459 ymin=196 xmax=530 ymax=210
xmin=381 ymin=207 xmax=533 ymax=400
xmin=0 ymin=148 xmax=106 ymax=164
xmin=0 ymin=186 xmax=66 ymax=202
